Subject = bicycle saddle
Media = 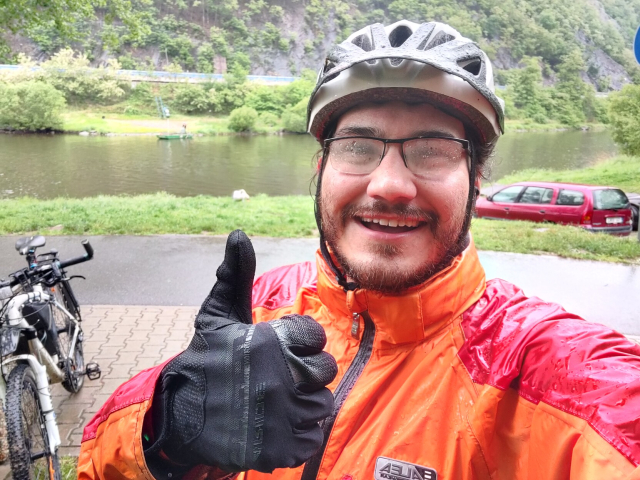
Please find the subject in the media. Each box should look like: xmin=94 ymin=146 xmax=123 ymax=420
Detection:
xmin=15 ymin=235 xmax=46 ymax=255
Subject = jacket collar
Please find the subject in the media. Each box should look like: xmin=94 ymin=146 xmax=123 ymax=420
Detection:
xmin=315 ymin=239 xmax=486 ymax=349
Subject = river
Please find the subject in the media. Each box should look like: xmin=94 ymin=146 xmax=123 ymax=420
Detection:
xmin=0 ymin=130 xmax=617 ymax=199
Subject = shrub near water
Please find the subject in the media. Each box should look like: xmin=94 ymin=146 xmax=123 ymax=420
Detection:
xmin=0 ymin=81 xmax=66 ymax=131
xmin=229 ymin=106 xmax=258 ymax=132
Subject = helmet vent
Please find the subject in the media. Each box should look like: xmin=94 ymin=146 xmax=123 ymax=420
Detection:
xmin=428 ymin=32 xmax=455 ymax=49
xmin=323 ymin=59 xmax=336 ymax=74
xmin=388 ymin=25 xmax=412 ymax=47
xmin=460 ymin=59 xmax=482 ymax=76
xmin=351 ymin=34 xmax=373 ymax=52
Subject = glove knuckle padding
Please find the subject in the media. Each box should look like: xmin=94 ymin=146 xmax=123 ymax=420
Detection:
xmin=272 ymin=314 xmax=327 ymax=350
xmin=269 ymin=316 xmax=338 ymax=391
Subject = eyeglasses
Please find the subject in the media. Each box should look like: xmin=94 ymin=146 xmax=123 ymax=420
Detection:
xmin=323 ymin=135 xmax=470 ymax=178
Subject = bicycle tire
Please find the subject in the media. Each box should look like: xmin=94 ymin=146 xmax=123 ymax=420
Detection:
xmin=49 ymin=284 xmax=85 ymax=393
xmin=5 ymin=363 xmax=61 ymax=480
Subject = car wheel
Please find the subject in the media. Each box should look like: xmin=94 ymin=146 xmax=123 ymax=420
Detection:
xmin=631 ymin=204 xmax=639 ymax=231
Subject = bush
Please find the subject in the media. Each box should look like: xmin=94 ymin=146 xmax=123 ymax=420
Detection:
xmin=608 ymin=84 xmax=640 ymax=155
xmin=282 ymin=99 xmax=307 ymax=133
xmin=39 ymin=49 xmax=129 ymax=105
xmin=258 ymin=111 xmax=279 ymax=127
xmin=0 ymin=81 xmax=66 ymax=131
xmin=173 ymin=85 xmax=210 ymax=114
xmin=244 ymin=84 xmax=285 ymax=114
xmin=229 ymin=106 xmax=258 ymax=132
xmin=129 ymin=82 xmax=155 ymax=107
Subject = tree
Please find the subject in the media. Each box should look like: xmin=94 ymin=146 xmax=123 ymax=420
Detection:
xmin=282 ymin=99 xmax=307 ymax=133
xmin=0 ymin=0 xmax=150 ymax=61
xmin=0 ymin=81 xmax=66 ymax=131
xmin=512 ymin=57 xmax=547 ymax=122
xmin=608 ymin=84 xmax=640 ymax=156
xmin=553 ymin=49 xmax=590 ymax=127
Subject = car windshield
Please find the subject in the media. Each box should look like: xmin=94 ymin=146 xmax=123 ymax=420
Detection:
xmin=593 ymin=189 xmax=628 ymax=210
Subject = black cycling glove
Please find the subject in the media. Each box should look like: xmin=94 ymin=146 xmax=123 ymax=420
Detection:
xmin=145 ymin=230 xmax=337 ymax=474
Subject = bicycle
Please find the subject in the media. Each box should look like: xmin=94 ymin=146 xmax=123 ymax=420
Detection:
xmin=0 ymin=236 xmax=101 ymax=480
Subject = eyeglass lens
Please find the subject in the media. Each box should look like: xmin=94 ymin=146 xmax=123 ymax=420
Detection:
xmin=328 ymin=137 xmax=466 ymax=177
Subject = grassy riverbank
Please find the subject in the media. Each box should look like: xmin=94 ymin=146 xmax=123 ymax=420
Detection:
xmin=1 ymin=193 xmax=639 ymax=264
xmin=499 ymin=155 xmax=640 ymax=193
xmin=57 ymin=108 xmax=605 ymax=136
xmin=62 ymin=110 xmax=284 ymax=135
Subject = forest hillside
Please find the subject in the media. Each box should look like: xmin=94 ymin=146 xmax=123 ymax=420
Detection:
xmin=5 ymin=0 xmax=640 ymax=91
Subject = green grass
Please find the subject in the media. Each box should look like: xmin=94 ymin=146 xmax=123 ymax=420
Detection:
xmin=472 ymin=218 xmax=640 ymax=264
xmin=499 ymin=155 xmax=640 ymax=193
xmin=1 ymin=193 xmax=640 ymax=264
xmin=60 ymin=456 xmax=78 ymax=479
xmin=504 ymin=119 xmax=607 ymax=132
xmin=0 ymin=193 xmax=318 ymax=237
xmin=62 ymin=108 xmax=285 ymax=135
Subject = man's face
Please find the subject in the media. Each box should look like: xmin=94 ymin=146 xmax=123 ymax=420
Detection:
xmin=319 ymin=101 xmax=475 ymax=294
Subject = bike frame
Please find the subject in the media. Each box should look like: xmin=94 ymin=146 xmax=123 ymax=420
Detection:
xmin=0 ymin=285 xmax=81 ymax=454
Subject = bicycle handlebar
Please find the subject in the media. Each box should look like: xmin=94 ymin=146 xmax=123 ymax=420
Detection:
xmin=1 ymin=240 xmax=94 ymax=288
xmin=58 ymin=240 xmax=93 ymax=269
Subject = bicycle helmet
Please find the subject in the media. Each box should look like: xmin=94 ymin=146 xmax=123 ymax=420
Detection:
xmin=307 ymin=20 xmax=505 ymax=143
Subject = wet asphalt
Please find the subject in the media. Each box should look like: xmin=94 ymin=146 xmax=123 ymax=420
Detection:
xmin=0 ymin=235 xmax=638 ymax=336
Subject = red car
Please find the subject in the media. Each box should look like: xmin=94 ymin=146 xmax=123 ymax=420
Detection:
xmin=476 ymin=182 xmax=633 ymax=236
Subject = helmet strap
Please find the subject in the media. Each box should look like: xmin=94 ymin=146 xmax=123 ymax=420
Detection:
xmin=314 ymin=151 xmax=360 ymax=292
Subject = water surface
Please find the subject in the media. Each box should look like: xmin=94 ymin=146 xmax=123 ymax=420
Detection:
xmin=0 ymin=130 xmax=618 ymax=199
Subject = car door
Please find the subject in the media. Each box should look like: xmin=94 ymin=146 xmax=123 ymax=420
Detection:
xmin=548 ymin=189 xmax=586 ymax=225
xmin=486 ymin=186 xmax=525 ymax=219
xmin=508 ymin=186 xmax=554 ymax=222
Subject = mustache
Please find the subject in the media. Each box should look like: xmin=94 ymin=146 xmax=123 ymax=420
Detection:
xmin=341 ymin=200 xmax=439 ymax=231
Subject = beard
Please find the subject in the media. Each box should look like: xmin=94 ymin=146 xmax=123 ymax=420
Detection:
xmin=319 ymin=196 xmax=471 ymax=295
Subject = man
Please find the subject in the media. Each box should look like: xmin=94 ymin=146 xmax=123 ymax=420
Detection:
xmin=78 ymin=20 xmax=640 ymax=479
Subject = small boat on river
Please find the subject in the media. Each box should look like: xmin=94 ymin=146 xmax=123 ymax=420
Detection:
xmin=157 ymin=134 xmax=193 ymax=140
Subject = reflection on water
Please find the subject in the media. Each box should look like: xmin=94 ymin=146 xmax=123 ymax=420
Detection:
xmin=0 ymin=130 xmax=618 ymax=199
xmin=490 ymin=129 xmax=617 ymax=180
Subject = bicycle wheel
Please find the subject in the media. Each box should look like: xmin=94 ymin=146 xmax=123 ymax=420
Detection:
xmin=49 ymin=284 xmax=85 ymax=393
xmin=5 ymin=363 xmax=61 ymax=480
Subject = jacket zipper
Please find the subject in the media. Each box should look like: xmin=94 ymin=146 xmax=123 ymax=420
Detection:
xmin=300 ymin=311 xmax=376 ymax=480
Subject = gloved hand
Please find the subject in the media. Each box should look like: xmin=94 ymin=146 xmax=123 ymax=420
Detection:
xmin=146 ymin=230 xmax=337 ymax=474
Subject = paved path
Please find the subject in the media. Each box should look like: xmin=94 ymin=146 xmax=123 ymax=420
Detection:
xmin=1 ymin=235 xmax=639 ymax=334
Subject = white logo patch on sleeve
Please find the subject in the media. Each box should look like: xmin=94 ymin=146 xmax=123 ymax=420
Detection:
xmin=374 ymin=457 xmax=437 ymax=480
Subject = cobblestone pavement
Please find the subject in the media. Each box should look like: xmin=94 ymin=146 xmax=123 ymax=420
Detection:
xmin=53 ymin=305 xmax=198 ymax=457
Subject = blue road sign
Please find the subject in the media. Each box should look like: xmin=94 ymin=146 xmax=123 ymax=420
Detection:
xmin=635 ymin=26 xmax=640 ymax=64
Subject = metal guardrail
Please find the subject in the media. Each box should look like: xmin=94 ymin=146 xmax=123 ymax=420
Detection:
xmin=0 ymin=65 xmax=298 ymax=84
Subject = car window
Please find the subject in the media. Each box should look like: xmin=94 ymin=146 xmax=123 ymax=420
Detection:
xmin=593 ymin=189 xmax=628 ymax=210
xmin=556 ymin=189 xmax=585 ymax=206
xmin=519 ymin=187 xmax=553 ymax=204
xmin=491 ymin=186 xmax=523 ymax=203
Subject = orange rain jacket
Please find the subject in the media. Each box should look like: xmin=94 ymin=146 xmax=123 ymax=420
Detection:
xmin=78 ymin=241 xmax=640 ymax=480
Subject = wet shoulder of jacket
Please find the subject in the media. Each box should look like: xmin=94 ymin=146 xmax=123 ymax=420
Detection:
xmin=460 ymin=277 xmax=640 ymax=467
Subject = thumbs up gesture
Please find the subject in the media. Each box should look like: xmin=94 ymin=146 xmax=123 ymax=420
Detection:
xmin=147 ymin=230 xmax=337 ymax=473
